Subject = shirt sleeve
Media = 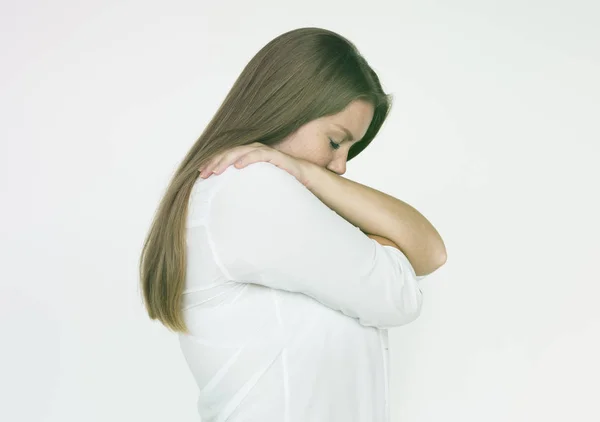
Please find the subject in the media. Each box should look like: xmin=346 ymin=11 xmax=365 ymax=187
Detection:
xmin=206 ymin=162 xmax=425 ymax=328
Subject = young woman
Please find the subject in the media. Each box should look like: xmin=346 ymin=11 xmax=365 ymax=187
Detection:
xmin=139 ymin=27 xmax=446 ymax=421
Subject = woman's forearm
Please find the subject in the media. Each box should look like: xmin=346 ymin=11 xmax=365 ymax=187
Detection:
xmin=303 ymin=162 xmax=447 ymax=276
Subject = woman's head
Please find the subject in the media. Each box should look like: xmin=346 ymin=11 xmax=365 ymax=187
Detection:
xmin=139 ymin=27 xmax=394 ymax=333
xmin=272 ymin=98 xmax=374 ymax=176
xmin=195 ymin=27 xmax=393 ymax=169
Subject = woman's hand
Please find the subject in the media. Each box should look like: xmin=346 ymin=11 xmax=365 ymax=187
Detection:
xmin=198 ymin=142 xmax=313 ymax=187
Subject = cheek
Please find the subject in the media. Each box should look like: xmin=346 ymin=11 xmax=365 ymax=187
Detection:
xmin=294 ymin=137 xmax=330 ymax=161
xmin=305 ymin=143 xmax=333 ymax=167
xmin=282 ymin=127 xmax=333 ymax=167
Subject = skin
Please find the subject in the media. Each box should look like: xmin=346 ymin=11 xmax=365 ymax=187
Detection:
xmin=198 ymin=99 xmax=374 ymax=179
xmin=198 ymin=98 xmax=408 ymax=254
xmin=271 ymin=99 xmax=375 ymax=176
xmin=271 ymin=100 xmax=401 ymax=249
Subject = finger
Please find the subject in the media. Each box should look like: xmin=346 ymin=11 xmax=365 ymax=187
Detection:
xmin=199 ymin=156 xmax=219 ymax=173
xmin=200 ymin=157 xmax=225 ymax=178
xmin=198 ymin=163 xmax=210 ymax=174
xmin=232 ymin=149 xmax=269 ymax=169
xmin=199 ymin=161 xmax=215 ymax=177
xmin=202 ymin=144 xmax=263 ymax=176
xmin=213 ymin=144 xmax=266 ymax=173
xmin=203 ymin=154 xmax=231 ymax=176
xmin=212 ymin=151 xmax=250 ymax=174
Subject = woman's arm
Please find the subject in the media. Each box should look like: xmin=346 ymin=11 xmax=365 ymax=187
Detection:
xmin=208 ymin=162 xmax=425 ymax=328
xmin=302 ymin=163 xmax=447 ymax=277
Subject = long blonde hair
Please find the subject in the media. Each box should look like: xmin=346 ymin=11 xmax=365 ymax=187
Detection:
xmin=138 ymin=27 xmax=393 ymax=333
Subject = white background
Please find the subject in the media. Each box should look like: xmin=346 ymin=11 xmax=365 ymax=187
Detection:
xmin=1 ymin=1 xmax=598 ymax=421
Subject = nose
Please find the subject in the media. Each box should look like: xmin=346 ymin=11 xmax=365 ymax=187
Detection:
xmin=327 ymin=159 xmax=347 ymax=176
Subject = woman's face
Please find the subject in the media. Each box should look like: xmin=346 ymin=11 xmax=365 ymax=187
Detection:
xmin=272 ymin=99 xmax=375 ymax=176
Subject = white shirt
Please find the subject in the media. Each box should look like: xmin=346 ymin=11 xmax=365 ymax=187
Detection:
xmin=179 ymin=161 xmax=426 ymax=422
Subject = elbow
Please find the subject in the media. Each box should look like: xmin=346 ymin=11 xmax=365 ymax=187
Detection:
xmin=401 ymin=290 xmax=424 ymax=326
xmin=384 ymin=285 xmax=424 ymax=329
xmin=394 ymin=274 xmax=425 ymax=326
xmin=436 ymin=239 xmax=448 ymax=265
xmin=415 ymin=250 xmax=447 ymax=278
xmin=438 ymin=249 xmax=447 ymax=265
xmin=356 ymin=292 xmax=423 ymax=329
xmin=378 ymin=304 xmax=423 ymax=329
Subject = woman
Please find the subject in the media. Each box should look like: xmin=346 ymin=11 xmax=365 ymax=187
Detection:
xmin=139 ymin=27 xmax=446 ymax=421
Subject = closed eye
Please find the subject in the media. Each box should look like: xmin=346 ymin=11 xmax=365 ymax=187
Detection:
xmin=329 ymin=137 xmax=341 ymax=150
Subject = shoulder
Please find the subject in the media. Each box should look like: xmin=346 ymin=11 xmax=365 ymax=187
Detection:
xmin=193 ymin=161 xmax=296 ymax=195
xmin=208 ymin=161 xmax=316 ymax=211
xmin=189 ymin=163 xmax=305 ymax=227
xmin=217 ymin=161 xmax=301 ymax=191
xmin=223 ymin=161 xmax=292 ymax=179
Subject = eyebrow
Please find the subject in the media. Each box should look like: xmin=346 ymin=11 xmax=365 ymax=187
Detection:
xmin=333 ymin=123 xmax=356 ymax=142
